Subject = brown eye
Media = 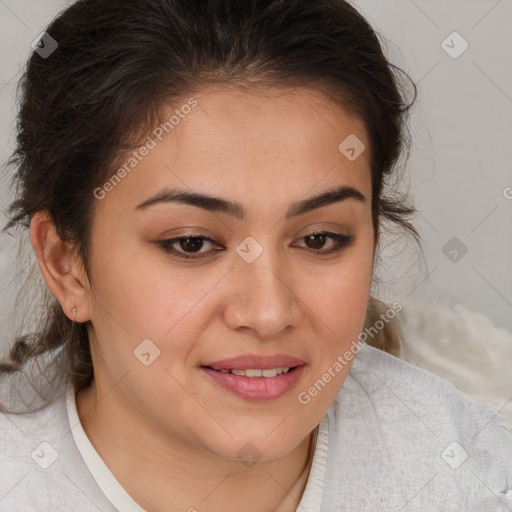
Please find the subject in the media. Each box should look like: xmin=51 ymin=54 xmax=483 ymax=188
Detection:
xmin=304 ymin=234 xmax=328 ymax=250
xmin=159 ymin=235 xmax=222 ymax=259
xmin=179 ymin=237 xmax=204 ymax=253
xmin=295 ymin=232 xmax=355 ymax=254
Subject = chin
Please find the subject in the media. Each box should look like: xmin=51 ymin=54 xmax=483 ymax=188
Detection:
xmin=200 ymin=427 xmax=307 ymax=465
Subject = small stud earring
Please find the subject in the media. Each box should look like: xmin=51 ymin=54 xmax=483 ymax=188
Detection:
xmin=72 ymin=306 xmax=77 ymax=320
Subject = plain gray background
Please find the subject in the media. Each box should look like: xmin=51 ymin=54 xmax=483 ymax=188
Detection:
xmin=1 ymin=0 xmax=511 ymax=356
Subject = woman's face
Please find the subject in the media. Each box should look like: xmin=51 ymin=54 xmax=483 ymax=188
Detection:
xmin=83 ymin=85 xmax=375 ymax=461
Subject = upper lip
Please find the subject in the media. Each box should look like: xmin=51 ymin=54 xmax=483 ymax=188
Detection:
xmin=202 ymin=354 xmax=306 ymax=370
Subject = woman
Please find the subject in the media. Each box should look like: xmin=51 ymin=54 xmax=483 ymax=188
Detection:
xmin=0 ymin=0 xmax=510 ymax=510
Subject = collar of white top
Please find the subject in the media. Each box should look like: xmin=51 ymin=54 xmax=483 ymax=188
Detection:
xmin=66 ymin=378 xmax=329 ymax=511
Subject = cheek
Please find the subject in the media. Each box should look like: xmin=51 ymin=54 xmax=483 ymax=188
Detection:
xmin=308 ymin=237 xmax=374 ymax=308
xmin=89 ymin=251 xmax=229 ymax=367
xmin=310 ymin=274 xmax=371 ymax=343
xmin=303 ymin=250 xmax=374 ymax=353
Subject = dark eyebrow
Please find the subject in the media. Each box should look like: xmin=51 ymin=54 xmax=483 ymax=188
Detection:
xmin=135 ymin=184 xmax=366 ymax=220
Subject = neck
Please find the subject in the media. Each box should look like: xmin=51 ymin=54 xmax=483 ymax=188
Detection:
xmin=75 ymin=380 xmax=317 ymax=512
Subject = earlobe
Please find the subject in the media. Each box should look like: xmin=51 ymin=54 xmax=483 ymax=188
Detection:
xmin=29 ymin=211 xmax=91 ymax=323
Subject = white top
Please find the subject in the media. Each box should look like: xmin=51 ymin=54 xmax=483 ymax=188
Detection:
xmin=1 ymin=341 xmax=511 ymax=511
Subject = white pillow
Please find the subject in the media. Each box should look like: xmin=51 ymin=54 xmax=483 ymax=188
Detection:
xmin=395 ymin=300 xmax=512 ymax=431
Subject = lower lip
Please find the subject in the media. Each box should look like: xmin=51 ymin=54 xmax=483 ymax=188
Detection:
xmin=200 ymin=365 xmax=305 ymax=401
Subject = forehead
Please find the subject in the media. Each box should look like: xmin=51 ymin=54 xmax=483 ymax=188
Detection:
xmin=98 ymin=85 xmax=372 ymax=217
xmin=174 ymin=84 xmax=369 ymax=161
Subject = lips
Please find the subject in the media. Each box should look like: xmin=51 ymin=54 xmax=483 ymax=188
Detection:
xmin=201 ymin=354 xmax=306 ymax=371
xmin=200 ymin=364 xmax=305 ymax=401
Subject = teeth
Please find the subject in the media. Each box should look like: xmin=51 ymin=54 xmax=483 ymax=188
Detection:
xmin=225 ymin=367 xmax=291 ymax=378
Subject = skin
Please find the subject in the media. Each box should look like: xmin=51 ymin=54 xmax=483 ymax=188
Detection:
xmin=30 ymin=85 xmax=376 ymax=512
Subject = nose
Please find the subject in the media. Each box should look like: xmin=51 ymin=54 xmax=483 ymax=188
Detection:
xmin=223 ymin=247 xmax=303 ymax=339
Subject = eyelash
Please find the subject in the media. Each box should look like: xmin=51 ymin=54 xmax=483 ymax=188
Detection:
xmin=158 ymin=232 xmax=355 ymax=260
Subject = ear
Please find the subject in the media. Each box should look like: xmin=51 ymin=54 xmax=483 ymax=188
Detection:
xmin=29 ymin=211 xmax=91 ymax=323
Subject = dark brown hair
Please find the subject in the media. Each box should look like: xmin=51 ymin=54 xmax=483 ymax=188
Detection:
xmin=1 ymin=0 xmax=421 ymax=411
